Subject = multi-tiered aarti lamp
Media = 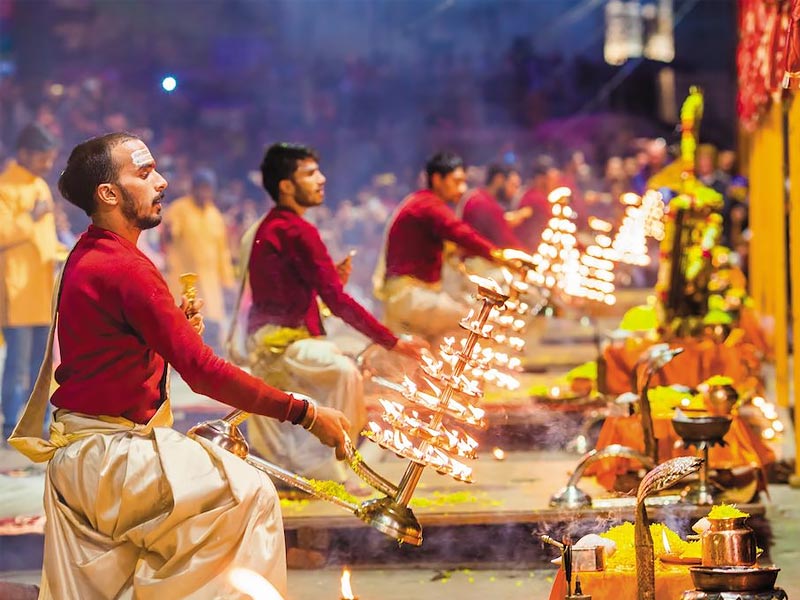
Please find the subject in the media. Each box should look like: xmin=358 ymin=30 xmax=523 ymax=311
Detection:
xmin=188 ymin=276 xmax=511 ymax=546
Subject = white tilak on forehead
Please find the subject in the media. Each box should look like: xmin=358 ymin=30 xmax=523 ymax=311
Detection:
xmin=131 ymin=148 xmax=154 ymax=168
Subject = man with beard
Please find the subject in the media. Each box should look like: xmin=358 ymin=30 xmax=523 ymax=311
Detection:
xmin=9 ymin=133 xmax=349 ymax=598
xmin=460 ymin=163 xmax=525 ymax=250
xmin=242 ymin=143 xmax=426 ymax=485
xmin=374 ymin=151 xmax=503 ymax=340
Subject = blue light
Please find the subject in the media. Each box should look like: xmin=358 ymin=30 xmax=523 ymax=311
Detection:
xmin=161 ymin=76 xmax=177 ymax=92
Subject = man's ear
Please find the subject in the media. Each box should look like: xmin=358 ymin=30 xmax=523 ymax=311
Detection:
xmin=96 ymin=183 xmax=118 ymax=208
xmin=278 ymin=178 xmax=294 ymax=197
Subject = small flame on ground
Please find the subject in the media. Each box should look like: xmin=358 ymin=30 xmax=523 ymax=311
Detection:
xmin=340 ymin=567 xmax=355 ymax=600
xmin=229 ymin=568 xmax=284 ymax=600
xmin=492 ymin=447 xmax=506 ymax=461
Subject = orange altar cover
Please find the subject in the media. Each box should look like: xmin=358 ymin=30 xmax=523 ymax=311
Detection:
xmin=549 ymin=566 xmax=693 ymax=600
xmin=588 ymin=414 xmax=774 ymax=491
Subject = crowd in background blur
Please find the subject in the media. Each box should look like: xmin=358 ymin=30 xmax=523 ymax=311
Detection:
xmin=0 ymin=77 xmax=751 ymax=317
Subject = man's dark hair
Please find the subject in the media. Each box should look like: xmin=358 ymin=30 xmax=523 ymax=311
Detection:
xmin=16 ymin=123 xmax=58 ymax=153
xmin=425 ymin=151 xmax=463 ymax=188
xmin=530 ymin=155 xmax=556 ymax=179
xmin=260 ymin=143 xmax=319 ymax=202
xmin=486 ymin=163 xmax=516 ymax=186
xmin=58 ymin=132 xmax=140 ymax=216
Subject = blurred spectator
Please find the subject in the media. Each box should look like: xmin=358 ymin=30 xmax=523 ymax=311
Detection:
xmin=632 ymin=138 xmax=670 ymax=194
xmin=0 ymin=123 xmax=61 ymax=440
xmin=716 ymin=149 xmax=737 ymax=188
xmin=162 ymin=169 xmax=235 ymax=354
xmin=696 ymin=143 xmax=726 ymax=195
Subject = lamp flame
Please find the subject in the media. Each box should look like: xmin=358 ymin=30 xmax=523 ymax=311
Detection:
xmin=492 ymin=447 xmax=506 ymax=461
xmin=229 ymin=568 xmax=284 ymax=600
xmin=340 ymin=567 xmax=355 ymax=600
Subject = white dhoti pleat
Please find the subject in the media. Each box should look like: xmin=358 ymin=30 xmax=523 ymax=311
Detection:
xmin=246 ymin=334 xmax=364 ymax=481
xmin=40 ymin=411 xmax=286 ymax=600
xmin=382 ymin=276 xmax=467 ymax=341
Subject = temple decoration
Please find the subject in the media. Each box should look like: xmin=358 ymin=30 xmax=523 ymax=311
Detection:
xmin=738 ymin=0 xmax=792 ymax=129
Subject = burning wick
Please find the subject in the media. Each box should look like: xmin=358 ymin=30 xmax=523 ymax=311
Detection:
xmin=661 ymin=529 xmax=672 ymax=555
xmin=228 ymin=568 xmax=284 ymax=600
xmin=340 ymin=566 xmax=358 ymax=600
xmin=492 ymin=447 xmax=506 ymax=461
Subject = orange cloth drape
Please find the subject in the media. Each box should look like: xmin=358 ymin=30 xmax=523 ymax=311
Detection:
xmin=588 ymin=414 xmax=774 ymax=492
xmin=603 ymin=337 xmax=760 ymax=395
xmin=549 ymin=566 xmax=693 ymax=600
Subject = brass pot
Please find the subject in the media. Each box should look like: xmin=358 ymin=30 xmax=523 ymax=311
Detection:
xmin=701 ymin=517 xmax=757 ymax=567
xmin=704 ymin=384 xmax=739 ymax=416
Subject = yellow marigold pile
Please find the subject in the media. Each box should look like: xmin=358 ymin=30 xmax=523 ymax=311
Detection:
xmin=600 ymin=522 xmax=689 ymax=572
xmin=707 ymin=504 xmax=749 ymax=519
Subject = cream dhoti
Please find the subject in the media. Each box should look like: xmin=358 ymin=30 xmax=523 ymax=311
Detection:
xmin=245 ymin=326 xmax=365 ymax=481
xmin=33 ymin=401 xmax=286 ymax=600
xmin=382 ymin=276 xmax=467 ymax=341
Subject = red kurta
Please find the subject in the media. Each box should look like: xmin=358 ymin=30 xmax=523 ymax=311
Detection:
xmin=461 ymin=188 xmax=522 ymax=251
xmin=514 ymin=187 xmax=550 ymax=251
xmin=248 ymin=206 xmax=397 ymax=349
xmin=385 ymin=189 xmax=495 ymax=284
xmin=52 ymin=225 xmax=305 ymax=424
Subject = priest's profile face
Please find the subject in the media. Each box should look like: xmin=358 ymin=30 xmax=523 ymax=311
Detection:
xmin=111 ymin=138 xmax=168 ymax=230
xmin=434 ymin=166 xmax=467 ymax=204
xmin=291 ymin=157 xmax=326 ymax=208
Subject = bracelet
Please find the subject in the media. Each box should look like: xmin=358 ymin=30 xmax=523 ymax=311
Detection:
xmin=291 ymin=398 xmax=310 ymax=425
xmin=302 ymin=399 xmax=319 ymax=431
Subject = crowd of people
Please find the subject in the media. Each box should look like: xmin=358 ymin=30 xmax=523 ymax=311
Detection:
xmin=0 ymin=83 xmax=753 ymax=313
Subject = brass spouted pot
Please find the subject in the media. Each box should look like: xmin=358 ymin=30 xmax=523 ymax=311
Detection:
xmin=701 ymin=517 xmax=757 ymax=567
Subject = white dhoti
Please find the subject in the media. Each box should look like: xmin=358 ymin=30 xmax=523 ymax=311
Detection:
xmin=246 ymin=328 xmax=364 ymax=482
xmin=39 ymin=407 xmax=287 ymax=600
xmin=382 ymin=276 xmax=467 ymax=341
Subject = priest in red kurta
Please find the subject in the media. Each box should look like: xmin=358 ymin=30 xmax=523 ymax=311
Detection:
xmin=10 ymin=133 xmax=350 ymax=599
xmin=375 ymin=151 xmax=500 ymax=339
xmin=460 ymin=164 xmax=524 ymax=250
xmin=242 ymin=143 xmax=426 ymax=483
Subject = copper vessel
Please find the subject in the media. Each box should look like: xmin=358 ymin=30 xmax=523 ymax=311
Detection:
xmin=689 ymin=566 xmax=779 ymax=592
xmin=704 ymin=384 xmax=738 ymax=416
xmin=700 ymin=517 xmax=757 ymax=567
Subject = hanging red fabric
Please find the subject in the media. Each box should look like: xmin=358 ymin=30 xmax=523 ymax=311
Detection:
xmin=737 ymin=0 xmax=792 ymax=130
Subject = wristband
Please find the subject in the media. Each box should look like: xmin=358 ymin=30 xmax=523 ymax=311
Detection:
xmin=302 ymin=399 xmax=319 ymax=431
xmin=291 ymin=398 xmax=310 ymax=425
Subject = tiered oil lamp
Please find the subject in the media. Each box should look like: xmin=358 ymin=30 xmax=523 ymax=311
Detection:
xmin=359 ymin=276 xmax=509 ymax=544
xmin=188 ymin=277 xmax=509 ymax=547
xmin=566 ymin=218 xmax=617 ymax=306
xmin=530 ymin=187 xmax=580 ymax=292
xmin=611 ymin=190 xmax=665 ymax=267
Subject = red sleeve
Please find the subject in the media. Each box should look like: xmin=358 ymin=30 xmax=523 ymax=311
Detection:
xmin=427 ymin=200 xmax=496 ymax=258
xmin=289 ymin=223 xmax=399 ymax=349
xmin=118 ymin=257 xmax=306 ymax=422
